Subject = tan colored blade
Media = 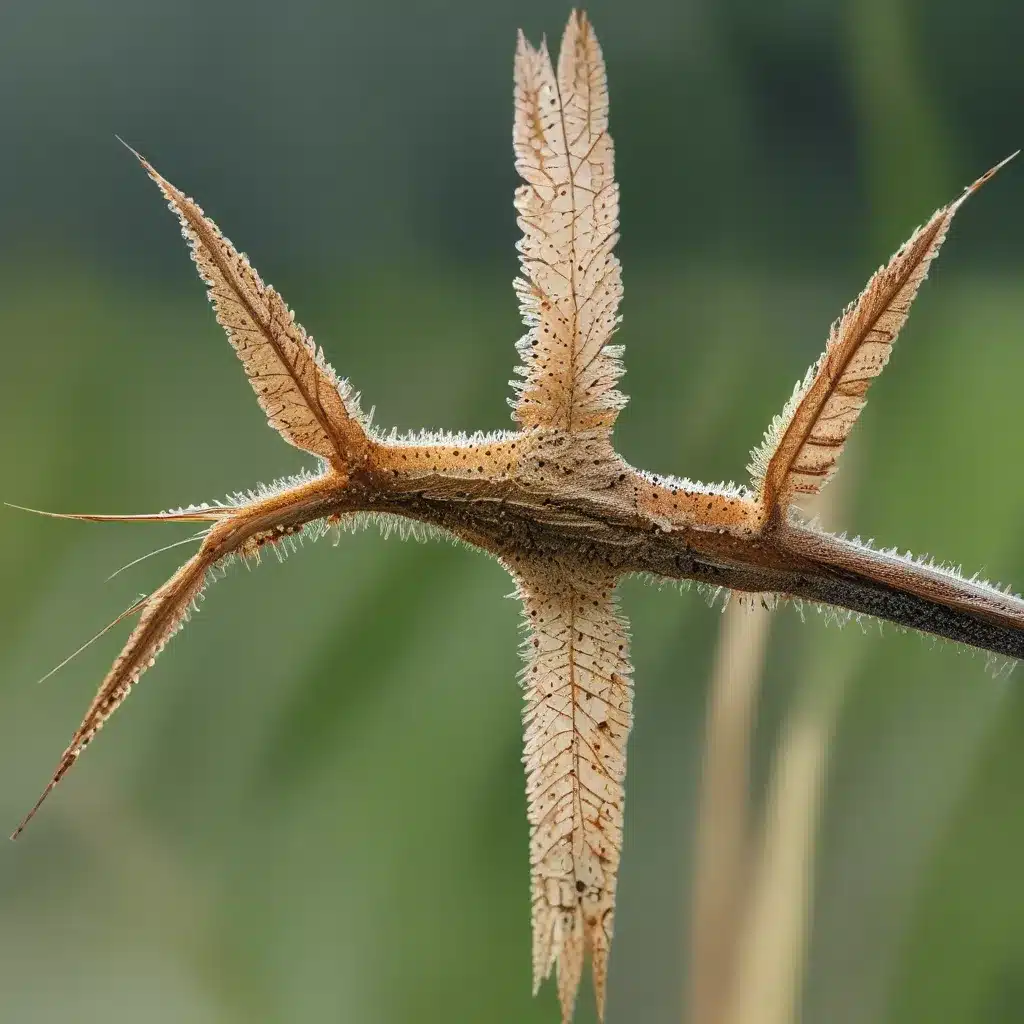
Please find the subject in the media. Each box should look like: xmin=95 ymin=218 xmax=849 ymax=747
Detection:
xmin=11 ymin=542 xmax=214 ymax=839
xmin=750 ymin=154 xmax=1016 ymax=515
xmin=511 ymin=11 xmax=625 ymax=435
xmin=5 ymin=501 xmax=229 ymax=523
xmin=127 ymin=144 xmax=371 ymax=471
xmin=516 ymin=556 xmax=632 ymax=1023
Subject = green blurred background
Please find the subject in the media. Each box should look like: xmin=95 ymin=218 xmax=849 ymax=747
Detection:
xmin=2 ymin=0 xmax=1024 ymax=1021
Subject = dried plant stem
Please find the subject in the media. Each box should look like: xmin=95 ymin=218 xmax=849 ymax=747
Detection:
xmin=722 ymin=654 xmax=851 ymax=1024
xmin=687 ymin=599 xmax=772 ymax=1024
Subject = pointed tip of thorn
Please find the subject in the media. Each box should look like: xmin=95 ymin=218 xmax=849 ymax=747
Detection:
xmin=116 ymin=136 xmax=164 ymax=184
xmin=12 ymin=753 xmax=77 ymax=840
xmin=963 ymin=151 xmax=1019 ymax=199
xmin=4 ymin=501 xmax=82 ymax=520
xmin=115 ymin=134 xmax=145 ymax=163
xmin=11 ymin=779 xmax=58 ymax=840
xmin=4 ymin=501 xmax=226 ymax=524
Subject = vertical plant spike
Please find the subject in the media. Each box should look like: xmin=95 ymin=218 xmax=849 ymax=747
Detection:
xmin=517 ymin=558 xmax=632 ymax=1021
xmin=512 ymin=13 xmax=624 ymax=437
xmin=10 ymin=10 xmax=1022 ymax=1022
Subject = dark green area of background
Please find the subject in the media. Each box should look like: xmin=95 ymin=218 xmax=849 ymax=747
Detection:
xmin=2 ymin=1 xmax=1024 ymax=1021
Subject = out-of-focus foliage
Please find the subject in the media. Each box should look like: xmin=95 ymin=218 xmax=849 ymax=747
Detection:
xmin=2 ymin=1 xmax=1023 ymax=1021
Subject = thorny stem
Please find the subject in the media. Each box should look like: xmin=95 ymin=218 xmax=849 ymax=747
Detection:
xmin=13 ymin=456 xmax=1024 ymax=839
xmin=8 ymin=15 xmax=1020 ymax=1022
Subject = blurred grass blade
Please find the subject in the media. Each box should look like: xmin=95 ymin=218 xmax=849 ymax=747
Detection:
xmin=723 ymin=659 xmax=851 ymax=1024
xmin=688 ymin=599 xmax=772 ymax=1024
